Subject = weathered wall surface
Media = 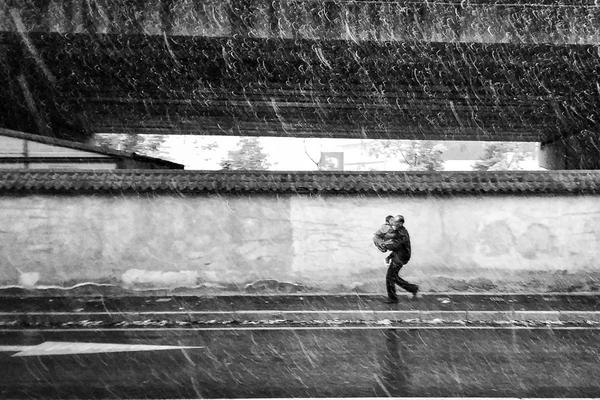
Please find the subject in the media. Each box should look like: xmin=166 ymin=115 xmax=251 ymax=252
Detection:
xmin=291 ymin=195 xmax=600 ymax=292
xmin=1 ymin=194 xmax=599 ymax=293
xmin=0 ymin=195 xmax=293 ymax=289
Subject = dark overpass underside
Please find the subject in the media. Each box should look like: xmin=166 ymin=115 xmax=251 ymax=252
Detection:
xmin=1 ymin=0 xmax=600 ymax=169
xmin=2 ymin=32 xmax=599 ymax=144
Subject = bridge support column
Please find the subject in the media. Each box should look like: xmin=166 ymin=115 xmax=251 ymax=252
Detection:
xmin=540 ymin=131 xmax=600 ymax=170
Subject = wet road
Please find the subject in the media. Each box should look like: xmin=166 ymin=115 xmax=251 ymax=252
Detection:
xmin=0 ymin=327 xmax=598 ymax=399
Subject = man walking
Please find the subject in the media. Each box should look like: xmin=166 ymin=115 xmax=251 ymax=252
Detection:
xmin=374 ymin=215 xmax=419 ymax=302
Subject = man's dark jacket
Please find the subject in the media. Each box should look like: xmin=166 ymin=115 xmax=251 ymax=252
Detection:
xmin=385 ymin=226 xmax=411 ymax=264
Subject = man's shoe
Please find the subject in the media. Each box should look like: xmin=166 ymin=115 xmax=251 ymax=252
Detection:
xmin=410 ymin=287 xmax=419 ymax=299
xmin=384 ymin=298 xmax=399 ymax=304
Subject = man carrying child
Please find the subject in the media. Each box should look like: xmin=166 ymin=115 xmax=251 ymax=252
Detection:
xmin=373 ymin=214 xmax=419 ymax=302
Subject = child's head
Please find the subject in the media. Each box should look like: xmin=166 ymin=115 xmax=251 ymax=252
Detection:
xmin=385 ymin=215 xmax=394 ymax=224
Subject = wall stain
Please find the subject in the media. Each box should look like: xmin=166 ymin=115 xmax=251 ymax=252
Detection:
xmin=516 ymin=223 xmax=558 ymax=260
xmin=583 ymin=218 xmax=600 ymax=244
xmin=478 ymin=220 xmax=516 ymax=256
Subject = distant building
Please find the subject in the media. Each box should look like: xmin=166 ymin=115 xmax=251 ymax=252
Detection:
xmin=439 ymin=141 xmax=539 ymax=171
xmin=331 ymin=141 xmax=404 ymax=171
xmin=0 ymin=129 xmax=183 ymax=170
xmin=318 ymin=152 xmax=344 ymax=171
xmin=317 ymin=140 xmax=540 ymax=171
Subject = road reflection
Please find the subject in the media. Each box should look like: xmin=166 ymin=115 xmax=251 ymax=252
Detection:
xmin=0 ymin=328 xmax=599 ymax=398
xmin=380 ymin=329 xmax=411 ymax=395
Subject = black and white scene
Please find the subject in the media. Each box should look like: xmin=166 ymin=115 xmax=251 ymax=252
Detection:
xmin=0 ymin=1 xmax=599 ymax=399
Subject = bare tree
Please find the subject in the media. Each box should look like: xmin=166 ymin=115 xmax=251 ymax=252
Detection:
xmin=369 ymin=140 xmax=446 ymax=171
xmin=92 ymin=134 xmax=165 ymax=155
xmin=473 ymin=143 xmax=531 ymax=171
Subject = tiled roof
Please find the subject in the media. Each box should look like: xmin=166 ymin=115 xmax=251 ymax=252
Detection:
xmin=0 ymin=170 xmax=599 ymax=195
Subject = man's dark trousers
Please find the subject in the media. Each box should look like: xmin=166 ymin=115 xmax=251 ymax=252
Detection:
xmin=386 ymin=262 xmax=418 ymax=300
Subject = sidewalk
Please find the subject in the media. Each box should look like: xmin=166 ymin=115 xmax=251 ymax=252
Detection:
xmin=0 ymin=294 xmax=598 ymax=327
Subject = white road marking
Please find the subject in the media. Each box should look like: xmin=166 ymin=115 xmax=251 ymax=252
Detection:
xmin=108 ymin=397 xmax=600 ymax=400
xmin=0 ymin=310 xmax=597 ymax=315
xmin=0 ymin=310 xmax=421 ymax=315
xmin=0 ymin=341 xmax=204 ymax=357
xmin=0 ymin=326 xmax=598 ymax=333
xmin=2 ymin=288 xmax=599 ymax=296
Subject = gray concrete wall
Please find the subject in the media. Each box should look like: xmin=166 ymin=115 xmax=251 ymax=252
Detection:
xmin=2 ymin=0 xmax=599 ymax=44
xmin=1 ymin=193 xmax=599 ymax=293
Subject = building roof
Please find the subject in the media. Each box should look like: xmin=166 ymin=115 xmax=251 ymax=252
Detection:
xmin=0 ymin=128 xmax=184 ymax=169
xmin=0 ymin=170 xmax=599 ymax=195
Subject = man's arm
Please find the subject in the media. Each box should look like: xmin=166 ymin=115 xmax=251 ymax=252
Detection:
xmin=381 ymin=238 xmax=401 ymax=251
xmin=382 ymin=231 xmax=409 ymax=251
